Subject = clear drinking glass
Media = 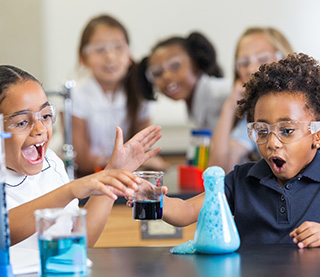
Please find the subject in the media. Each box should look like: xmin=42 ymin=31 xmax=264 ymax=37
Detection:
xmin=34 ymin=208 xmax=88 ymax=276
xmin=132 ymin=171 xmax=164 ymax=220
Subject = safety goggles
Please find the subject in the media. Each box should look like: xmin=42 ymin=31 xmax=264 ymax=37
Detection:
xmin=146 ymin=55 xmax=183 ymax=82
xmin=3 ymin=105 xmax=56 ymax=135
xmin=236 ymin=51 xmax=282 ymax=71
xmin=83 ymin=41 xmax=128 ymax=56
xmin=247 ymin=121 xmax=320 ymax=144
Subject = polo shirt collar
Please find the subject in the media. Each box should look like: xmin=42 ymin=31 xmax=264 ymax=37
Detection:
xmin=246 ymin=150 xmax=320 ymax=183
xmin=301 ymin=150 xmax=320 ymax=182
xmin=5 ymin=156 xmax=51 ymax=187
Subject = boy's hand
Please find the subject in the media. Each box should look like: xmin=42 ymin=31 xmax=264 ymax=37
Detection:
xmin=69 ymin=169 xmax=142 ymax=200
xmin=290 ymin=221 xmax=320 ymax=248
xmin=108 ymin=125 xmax=162 ymax=171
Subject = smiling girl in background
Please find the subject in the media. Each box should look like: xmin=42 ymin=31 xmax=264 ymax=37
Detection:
xmin=72 ymin=14 xmax=168 ymax=176
xmin=138 ymin=32 xmax=231 ymax=131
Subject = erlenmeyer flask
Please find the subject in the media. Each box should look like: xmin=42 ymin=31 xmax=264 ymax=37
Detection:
xmin=193 ymin=166 xmax=240 ymax=254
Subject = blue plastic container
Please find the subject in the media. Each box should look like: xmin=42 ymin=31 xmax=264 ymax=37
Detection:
xmin=0 ymin=115 xmax=14 ymax=276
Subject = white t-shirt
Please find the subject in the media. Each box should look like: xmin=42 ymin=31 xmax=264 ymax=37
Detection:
xmin=190 ymin=74 xmax=232 ymax=131
xmin=72 ymin=77 xmax=151 ymax=158
xmin=5 ymin=148 xmax=79 ymax=251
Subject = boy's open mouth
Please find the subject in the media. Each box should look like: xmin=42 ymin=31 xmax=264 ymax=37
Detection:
xmin=270 ymin=157 xmax=286 ymax=173
xmin=22 ymin=142 xmax=45 ymax=164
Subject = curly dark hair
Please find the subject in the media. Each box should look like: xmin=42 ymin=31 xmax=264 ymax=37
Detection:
xmin=237 ymin=53 xmax=320 ymax=122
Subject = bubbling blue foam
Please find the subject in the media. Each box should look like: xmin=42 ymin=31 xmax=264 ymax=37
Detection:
xmin=170 ymin=166 xmax=240 ymax=255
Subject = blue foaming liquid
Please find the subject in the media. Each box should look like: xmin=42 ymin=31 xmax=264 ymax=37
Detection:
xmin=170 ymin=240 xmax=196 ymax=254
xmin=171 ymin=166 xmax=240 ymax=255
xmin=39 ymin=234 xmax=87 ymax=276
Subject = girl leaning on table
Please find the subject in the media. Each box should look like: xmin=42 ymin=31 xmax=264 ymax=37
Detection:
xmin=131 ymin=53 xmax=320 ymax=249
xmin=0 ymin=65 xmax=162 ymax=249
xmin=137 ymin=31 xmax=231 ymax=131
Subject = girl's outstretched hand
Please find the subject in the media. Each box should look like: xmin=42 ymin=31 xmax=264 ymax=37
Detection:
xmin=290 ymin=221 xmax=320 ymax=248
xmin=69 ymin=169 xmax=141 ymax=201
xmin=107 ymin=125 xmax=162 ymax=172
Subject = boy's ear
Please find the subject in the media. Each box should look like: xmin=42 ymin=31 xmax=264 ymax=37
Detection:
xmin=313 ymin=132 xmax=320 ymax=149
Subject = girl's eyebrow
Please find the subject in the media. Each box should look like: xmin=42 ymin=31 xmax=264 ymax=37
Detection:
xmin=6 ymin=102 xmax=50 ymax=119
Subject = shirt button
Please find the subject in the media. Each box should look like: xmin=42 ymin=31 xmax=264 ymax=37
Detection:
xmin=280 ymin=206 xmax=286 ymax=214
xmin=285 ymin=184 xmax=292 ymax=190
xmin=280 ymin=195 xmax=285 ymax=201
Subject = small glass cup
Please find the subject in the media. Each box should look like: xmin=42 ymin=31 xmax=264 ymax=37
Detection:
xmin=34 ymin=208 xmax=88 ymax=276
xmin=132 ymin=171 xmax=164 ymax=220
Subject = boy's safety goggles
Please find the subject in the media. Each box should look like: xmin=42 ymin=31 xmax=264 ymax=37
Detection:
xmin=247 ymin=121 xmax=320 ymax=144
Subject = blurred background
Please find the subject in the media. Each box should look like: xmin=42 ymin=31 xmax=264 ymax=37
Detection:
xmin=1 ymin=0 xmax=320 ymax=154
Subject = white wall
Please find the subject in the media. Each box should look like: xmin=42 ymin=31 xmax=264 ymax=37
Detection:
xmin=40 ymin=0 xmax=320 ymax=87
xmin=1 ymin=0 xmax=320 ymax=152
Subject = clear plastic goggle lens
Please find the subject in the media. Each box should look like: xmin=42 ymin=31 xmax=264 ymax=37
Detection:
xmin=4 ymin=105 xmax=56 ymax=135
xmin=247 ymin=121 xmax=320 ymax=144
xmin=146 ymin=56 xmax=183 ymax=82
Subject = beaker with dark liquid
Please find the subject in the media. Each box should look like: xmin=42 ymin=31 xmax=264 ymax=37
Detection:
xmin=132 ymin=171 xmax=164 ymax=220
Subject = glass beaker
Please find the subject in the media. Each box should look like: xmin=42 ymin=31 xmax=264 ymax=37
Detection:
xmin=132 ymin=171 xmax=164 ymax=220
xmin=34 ymin=208 xmax=88 ymax=276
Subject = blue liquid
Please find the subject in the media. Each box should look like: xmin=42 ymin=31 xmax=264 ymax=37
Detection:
xmin=193 ymin=166 xmax=240 ymax=254
xmin=39 ymin=234 xmax=87 ymax=276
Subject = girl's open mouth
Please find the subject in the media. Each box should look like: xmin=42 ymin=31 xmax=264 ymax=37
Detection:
xmin=22 ymin=142 xmax=45 ymax=165
xmin=270 ymin=157 xmax=286 ymax=173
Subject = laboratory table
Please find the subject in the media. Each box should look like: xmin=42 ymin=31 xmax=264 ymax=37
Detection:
xmin=88 ymin=244 xmax=320 ymax=277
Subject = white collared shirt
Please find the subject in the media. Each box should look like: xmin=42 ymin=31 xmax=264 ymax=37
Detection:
xmin=5 ymin=148 xmax=79 ymax=250
xmin=71 ymin=77 xmax=151 ymax=158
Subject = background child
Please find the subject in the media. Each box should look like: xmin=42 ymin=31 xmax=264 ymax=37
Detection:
xmin=72 ymin=14 xmax=168 ymax=176
xmin=0 ymin=65 xmax=162 ymax=250
xmin=161 ymin=53 xmax=320 ymax=248
xmin=209 ymin=27 xmax=293 ymax=173
xmin=138 ymin=32 xmax=231 ymax=131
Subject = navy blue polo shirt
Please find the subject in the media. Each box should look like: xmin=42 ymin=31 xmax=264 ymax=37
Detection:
xmin=225 ymin=150 xmax=320 ymax=244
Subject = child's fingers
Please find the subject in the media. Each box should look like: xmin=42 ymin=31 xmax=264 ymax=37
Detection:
xmin=290 ymin=221 xmax=312 ymax=238
xmin=113 ymin=127 xmax=124 ymax=151
xmin=162 ymin=186 xmax=168 ymax=195
xmin=143 ymin=147 xmax=161 ymax=161
xmin=126 ymin=198 xmax=134 ymax=207
xmin=297 ymin=234 xmax=320 ymax=249
xmin=132 ymin=125 xmax=161 ymax=149
xmin=291 ymin=222 xmax=320 ymax=247
xmin=99 ymin=170 xmax=140 ymax=195
xmin=141 ymin=132 xmax=162 ymax=151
